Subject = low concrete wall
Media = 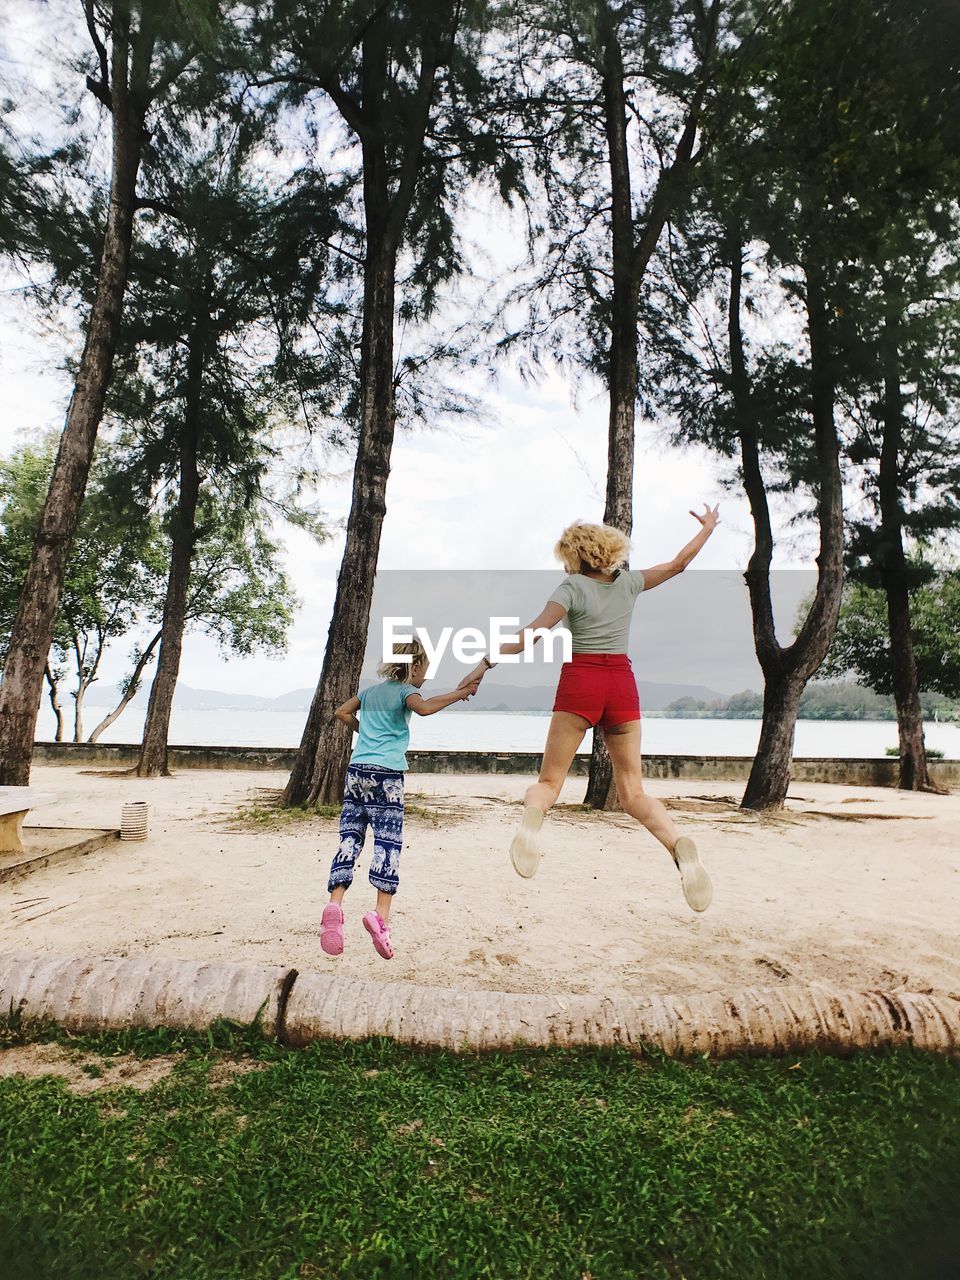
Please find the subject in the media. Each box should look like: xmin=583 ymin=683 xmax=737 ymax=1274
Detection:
xmin=32 ymin=740 xmax=959 ymax=787
xmin=33 ymin=741 xmax=300 ymax=772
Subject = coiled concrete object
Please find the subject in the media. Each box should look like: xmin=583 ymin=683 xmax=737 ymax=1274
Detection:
xmin=1 ymin=954 xmax=957 ymax=1056
xmin=120 ymin=802 xmax=149 ymax=841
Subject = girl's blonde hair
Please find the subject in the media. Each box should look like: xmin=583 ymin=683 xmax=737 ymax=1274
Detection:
xmin=554 ymin=521 xmax=630 ymax=574
xmin=377 ymin=636 xmax=428 ymax=682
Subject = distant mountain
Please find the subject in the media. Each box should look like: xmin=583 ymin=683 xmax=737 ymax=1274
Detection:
xmin=266 ymin=687 xmax=320 ymax=711
xmin=83 ymin=677 xmax=725 ymax=714
xmin=84 ymin=683 xmax=281 ymax=711
xmin=466 ymin=680 xmax=725 ymax=714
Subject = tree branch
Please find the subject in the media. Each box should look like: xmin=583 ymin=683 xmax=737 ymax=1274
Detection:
xmin=133 ymin=197 xmax=183 ymax=219
xmin=321 ymin=77 xmax=371 ymax=140
xmin=86 ymin=74 xmax=112 ymax=110
xmin=84 ymin=0 xmax=110 ymax=95
xmin=148 ymin=44 xmax=195 ymax=105
xmin=385 ymin=6 xmax=462 ymax=249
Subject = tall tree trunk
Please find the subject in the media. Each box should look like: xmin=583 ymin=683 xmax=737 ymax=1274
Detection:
xmin=585 ymin=4 xmax=718 ymax=810
xmin=877 ymin=283 xmax=937 ymax=791
xmin=883 ymin=573 xmax=933 ymax=789
xmin=0 ymin=9 xmax=149 ymax=785
xmin=584 ymin=18 xmax=636 ymax=812
xmin=748 ymin=670 xmax=805 ymax=805
xmin=71 ymin=633 xmax=99 ymax=743
xmin=284 ymin=221 xmax=397 ymax=808
xmin=44 ymin=663 xmax=64 ymax=743
xmin=731 ymin=248 xmax=845 ymax=811
xmin=284 ymin=14 xmax=449 ymax=809
xmin=88 ymin=628 xmax=162 ymax=742
xmin=135 ymin=313 xmax=206 ymax=777
xmin=73 ymin=690 xmax=85 ymax=744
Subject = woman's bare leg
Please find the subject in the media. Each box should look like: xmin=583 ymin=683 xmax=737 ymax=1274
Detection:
xmin=511 ymin=711 xmax=590 ymax=878
xmin=525 ymin=711 xmax=591 ymax=813
xmin=604 ymin=720 xmax=712 ymax=910
xmin=602 ymin=720 xmax=678 ymax=851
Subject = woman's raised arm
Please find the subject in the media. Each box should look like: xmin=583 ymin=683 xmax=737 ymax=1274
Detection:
xmin=457 ymin=600 xmax=568 ymax=688
xmin=639 ymin=504 xmax=720 ymax=591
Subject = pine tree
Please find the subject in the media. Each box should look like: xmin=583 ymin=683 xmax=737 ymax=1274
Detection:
xmin=97 ymin=118 xmax=325 ymax=775
xmin=268 ymin=0 xmax=503 ymax=807
xmin=0 ymin=0 xmax=228 ymax=784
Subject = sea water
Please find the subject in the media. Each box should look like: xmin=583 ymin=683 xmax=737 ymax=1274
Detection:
xmin=34 ymin=705 xmax=960 ymax=759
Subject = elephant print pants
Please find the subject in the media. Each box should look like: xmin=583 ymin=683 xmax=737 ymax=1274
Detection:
xmin=328 ymin=763 xmax=405 ymax=896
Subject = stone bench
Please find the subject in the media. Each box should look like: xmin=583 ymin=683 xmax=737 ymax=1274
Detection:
xmin=0 ymin=788 xmax=58 ymax=855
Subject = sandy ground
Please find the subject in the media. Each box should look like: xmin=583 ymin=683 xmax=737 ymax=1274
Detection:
xmin=1 ymin=765 xmax=958 ymax=998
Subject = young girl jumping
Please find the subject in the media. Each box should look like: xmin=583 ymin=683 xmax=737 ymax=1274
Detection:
xmin=460 ymin=508 xmax=719 ymax=912
xmin=321 ymin=639 xmax=478 ymax=960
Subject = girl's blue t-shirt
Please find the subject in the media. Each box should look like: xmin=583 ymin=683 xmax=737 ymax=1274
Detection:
xmin=351 ymin=680 xmax=418 ymax=772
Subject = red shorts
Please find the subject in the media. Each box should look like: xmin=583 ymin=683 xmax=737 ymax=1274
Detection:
xmin=553 ymin=653 xmax=641 ymax=729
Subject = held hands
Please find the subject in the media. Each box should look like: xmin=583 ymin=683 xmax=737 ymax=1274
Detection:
xmin=457 ymin=664 xmax=487 ymax=691
xmin=690 ymin=503 xmax=720 ymax=534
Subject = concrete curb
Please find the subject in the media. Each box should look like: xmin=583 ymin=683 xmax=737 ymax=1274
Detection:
xmin=2 ymin=954 xmax=958 ymax=1056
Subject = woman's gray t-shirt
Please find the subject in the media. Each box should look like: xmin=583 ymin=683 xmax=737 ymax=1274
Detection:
xmin=548 ymin=569 xmax=646 ymax=653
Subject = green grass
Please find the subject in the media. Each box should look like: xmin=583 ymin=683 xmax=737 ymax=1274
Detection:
xmin=1 ymin=1029 xmax=959 ymax=1280
xmin=234 ymin=799 xmax=447 ymax=828
xmin=232 ymin=801 xmax=340 ymax=827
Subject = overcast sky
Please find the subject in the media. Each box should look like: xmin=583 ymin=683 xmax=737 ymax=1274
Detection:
xmin=0 ymin=298 xmax=817 ymax=697
xmin=0 ymin=2 xmax=823 ymax=700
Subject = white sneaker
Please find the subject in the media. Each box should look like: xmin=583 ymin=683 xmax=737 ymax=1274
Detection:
xmin=672 ymin=836 xmax=713 ymax=911
xmin=510 ymin=805 xmax=544 ymax=878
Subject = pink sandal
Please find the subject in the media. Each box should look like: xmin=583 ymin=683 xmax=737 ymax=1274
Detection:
xmin=320 ymin=902 xmax=345 ymax=956
xmin=362 ymin=911 xmax=394 ymax=960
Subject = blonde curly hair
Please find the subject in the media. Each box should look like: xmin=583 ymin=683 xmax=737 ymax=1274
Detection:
xmin=377 ymin=636 xmax=428 ymax=682
xmin=554 ymin=521 xmax=631 ymax=574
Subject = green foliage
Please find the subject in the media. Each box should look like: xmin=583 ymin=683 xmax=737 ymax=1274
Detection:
xmin=663 ymin=680 xmax=958 ymax=721
xmin=56 ymin=117 xmax=314 ymax=718
xmin=0 ymin=119 xmax=50 ymax=265
xmin=642 ymin=0 xmax=960 ymax=471
xmin=0 ymin=436 xmax=296 ymax=721
xmin=0 ymin=442 xmax=63 ymax=649
xmin=496 ymin=0 xmax=734 ymax=380
xmin=0 ymin=439 xmax=164 ymax=726
xmin=253 ymin=0 xmax=503 ymax=433
xmin=0 ymin=1035 xmax=958 ymax=1279
xmin=822 ymin=578 xmax=960 ymax=701
xmin=183 ymin=497 xmax=297 ymax=659
xmin=663 ymin=689 xmax=763 ymax=719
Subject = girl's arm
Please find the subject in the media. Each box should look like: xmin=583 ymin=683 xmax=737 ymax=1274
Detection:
xmin=458 ymin=600 xmax=568 ymax=688
xmin=334 ymin=696 xmax=361 ymax=733
xmin=406 ymin=681 xmax=480 ymax=717
xmin=639 ymin=504 xmax=720 ymax=591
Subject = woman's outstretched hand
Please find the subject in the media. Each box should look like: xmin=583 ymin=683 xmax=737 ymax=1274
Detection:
xmin=690 ymin=503 xmax=720 ymax=533
xmin=458 ymin=665 xmax=486 ymax=691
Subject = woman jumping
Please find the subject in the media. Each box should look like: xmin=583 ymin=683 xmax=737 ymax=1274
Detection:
xmin=460 ymin=509 xmax=719 ymax=911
